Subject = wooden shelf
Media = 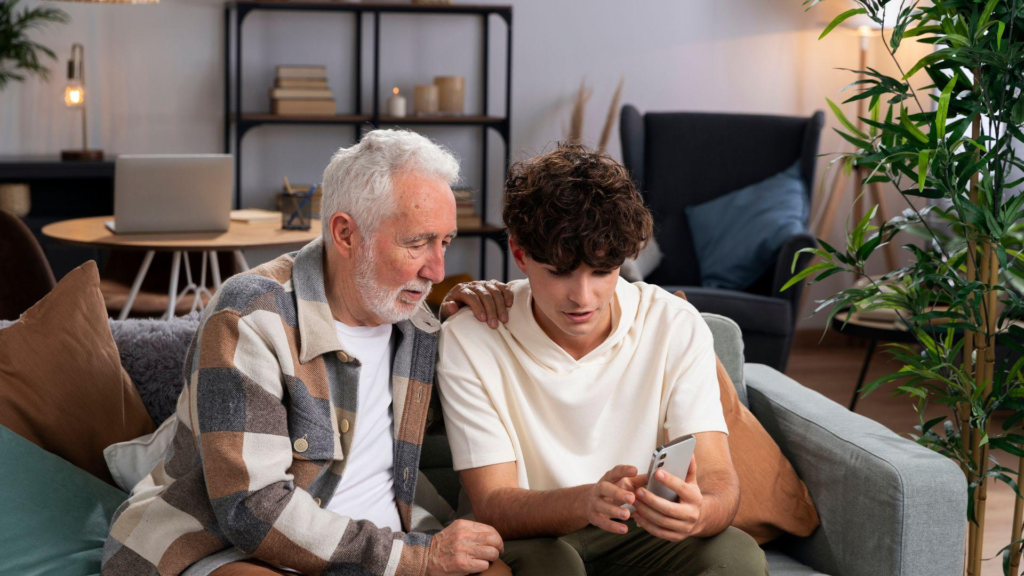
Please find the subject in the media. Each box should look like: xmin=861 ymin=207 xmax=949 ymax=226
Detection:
xmin=380 ymin=115 xmax=505 ymax=126
xmin=456 ymin=224 xmax=505 ymax=236
xmin=236 ymin=114 xmax=505 ymax=128
xmin=239 ymin=113 xmax=371 ymax=124
xmin=229 ymin=1 xmax=512 ymax=16
xmin=225 ymin=2 xmax=513 ymax=279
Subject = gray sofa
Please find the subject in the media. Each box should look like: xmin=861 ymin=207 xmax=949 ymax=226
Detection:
xmin=46 ymin=312 xmax=965 ymax=575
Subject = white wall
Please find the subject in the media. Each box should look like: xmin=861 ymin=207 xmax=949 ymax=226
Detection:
xmin=0 ymin=0 xmax=933 ymax=328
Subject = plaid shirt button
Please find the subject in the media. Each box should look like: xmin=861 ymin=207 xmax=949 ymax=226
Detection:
xmin=294 ymin=438 xmax=309 ymax=453
xmin=340 ymin=419 xmax=350 ymax=433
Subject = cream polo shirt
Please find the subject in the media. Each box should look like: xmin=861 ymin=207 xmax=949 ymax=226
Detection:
xmin=436 ymin=277 xmax=728 ymax=492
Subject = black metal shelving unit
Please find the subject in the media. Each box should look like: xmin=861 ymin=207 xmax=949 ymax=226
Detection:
xmin=224 ymin=1 xmax=512 ymax=280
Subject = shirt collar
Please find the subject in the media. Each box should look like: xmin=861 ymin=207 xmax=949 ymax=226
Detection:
xmin=292 ymin=237 xmax=440 ymax=364
xmin=503 ymin=276 xmax=640 ymax=372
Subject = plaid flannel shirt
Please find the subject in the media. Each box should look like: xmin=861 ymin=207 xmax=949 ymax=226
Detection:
xmin=102 ymin=237 xmax=440 ymax=575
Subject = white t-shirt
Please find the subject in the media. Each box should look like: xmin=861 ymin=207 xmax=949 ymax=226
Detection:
xmin=436 ymin=277 xmax=727 ymax=491
xmin=327 ymin=321 xmax=402 ymax=532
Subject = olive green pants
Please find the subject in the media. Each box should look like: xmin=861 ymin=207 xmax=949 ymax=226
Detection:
xmin=500 ymin=522 xmax=768 ymax=576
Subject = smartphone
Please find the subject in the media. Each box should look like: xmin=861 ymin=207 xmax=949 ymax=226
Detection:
xmin=643 ymin=434 xmax=697 ymax=503
xmin=621 ymin=434 xmax=697 ymax=513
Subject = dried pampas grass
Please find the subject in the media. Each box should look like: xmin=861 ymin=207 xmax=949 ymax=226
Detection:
xmin=567 ymin=76 xmax=625 ymax=152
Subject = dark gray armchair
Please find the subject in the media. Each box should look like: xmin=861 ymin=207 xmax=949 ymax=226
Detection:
xmin=619 ymin=106 xmax=825 ymax=371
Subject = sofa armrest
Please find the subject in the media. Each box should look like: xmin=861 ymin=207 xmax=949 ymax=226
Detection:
xmin=744 ymin=364 xmax=966 ymax=576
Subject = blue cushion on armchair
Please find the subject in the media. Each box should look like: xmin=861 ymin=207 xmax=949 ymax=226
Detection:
xmin=0 ymin=423 xmax=127 ymax=575
xmin=685 ymin=162 xmax=809 ymax=290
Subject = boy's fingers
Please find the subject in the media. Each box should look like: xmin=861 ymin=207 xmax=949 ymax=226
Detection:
xmin=684 ymin=454 xmax=697 ymax=485
xmin=605 ymin=465 xmax=638 ymax=482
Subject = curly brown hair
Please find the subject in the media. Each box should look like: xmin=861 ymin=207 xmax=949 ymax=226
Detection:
xmin=502 ymin=142 xmax=653 ymax=274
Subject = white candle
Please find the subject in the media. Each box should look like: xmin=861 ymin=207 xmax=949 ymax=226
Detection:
xmin=387 ymin=87 xmax=407 ymax=117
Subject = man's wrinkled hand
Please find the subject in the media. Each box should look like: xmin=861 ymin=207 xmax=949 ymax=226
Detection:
xmin=426 ymin=519 xmax=504 ymax=576
xmin=440 ymin=281 xmax=514 ymax=328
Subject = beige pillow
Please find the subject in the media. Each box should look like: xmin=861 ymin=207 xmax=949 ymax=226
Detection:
xmin=716 ymin=355 xmax=820 ymax=543
xmin=104 ymin=415 xmax=176 ymax=492
xmin=672 ymin=290 xmax=819 ymax=543
xmin=0 ymin=261 xmax=155 ymax=486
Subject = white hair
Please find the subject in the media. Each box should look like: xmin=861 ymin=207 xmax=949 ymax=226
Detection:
xmin=320 ymin=129 xmax=460 ymax=244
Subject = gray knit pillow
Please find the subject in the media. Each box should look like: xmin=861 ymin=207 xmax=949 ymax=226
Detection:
xmin=0 ymin=314 xmax=200 ymax=425
xmin=107 ymin=314 xmax=200 ymax=424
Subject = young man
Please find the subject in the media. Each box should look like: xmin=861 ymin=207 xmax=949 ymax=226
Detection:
xmin=436 ymin=143 xmax=767 ymax=575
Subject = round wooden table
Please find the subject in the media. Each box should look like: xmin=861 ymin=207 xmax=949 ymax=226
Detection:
xmin=43 ymin=216 xmax=320 ymax=320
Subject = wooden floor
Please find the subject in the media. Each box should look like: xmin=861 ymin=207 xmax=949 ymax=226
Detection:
xmin=787 ymin=340 xmax=1018 ymax=576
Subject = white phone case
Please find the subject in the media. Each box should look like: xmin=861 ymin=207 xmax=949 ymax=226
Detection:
xmin=644 ymin=435 xmax=696 ymax=502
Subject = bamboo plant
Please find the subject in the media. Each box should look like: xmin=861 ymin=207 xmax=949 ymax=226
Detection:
xmin=795 ymin=1 xmax=1024 ymax=574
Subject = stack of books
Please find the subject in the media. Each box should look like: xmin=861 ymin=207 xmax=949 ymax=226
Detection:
xmin=270 ymin=65 xmax=335 ymax=116
xmin=453 ymin=188 xmax=482 ymax=229
xmin=230 ymin=209 xmax=280 ymax=224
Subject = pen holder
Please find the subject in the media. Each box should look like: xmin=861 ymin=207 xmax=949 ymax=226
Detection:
xmin=281 ymin=190 xmax=313 ymax=230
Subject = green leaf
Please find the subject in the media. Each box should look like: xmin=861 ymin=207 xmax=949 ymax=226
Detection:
xmin=902 ymin=49 xmax=951 ymax=80
xmin=827 ymin=98 xmax=869 ymax=140
xmin=869 ymin=97 xmax=881 ymax=137
xmin=834 ymin=128 xmax=873 ymax=151
xmin=903 ymin=25 xmax=942 ymax=38
xmin=781 ymin=262 xmax=833 ymax=293
xmin=819 ymin=8 xmax=868 ymax=40
xmin=935 ymin=75 xmax=957 ymax=141
xmin=901 ymin=106 xmax=929 ymax=143
xmin=996 ymin=21 xmax=1005 ymax=50
xmin=918 ymin=150 xmax=930 ymax=191
xmin=978 ymin=0 xmax=999 ymax=32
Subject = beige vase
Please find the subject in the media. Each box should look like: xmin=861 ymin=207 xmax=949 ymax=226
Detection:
xmin=0 ymin=184 xmax=30 ymax=217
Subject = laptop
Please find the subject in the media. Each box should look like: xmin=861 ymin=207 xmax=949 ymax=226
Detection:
xmin=107 ymin=154 xmax=234 ymax=234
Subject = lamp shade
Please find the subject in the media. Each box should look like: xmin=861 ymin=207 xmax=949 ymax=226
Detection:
xmin=816 ymin=0 xmax=900 ymax=31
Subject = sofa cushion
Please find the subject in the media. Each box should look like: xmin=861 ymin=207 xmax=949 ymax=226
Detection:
xmin=675 ymin=292 xmax=819 ymax=543
xmin=0 ymin=261 xmax=156 ymax=485
xmin=699 ymin=312 xmax=745 ymax=403
xmin=108 ymin=314 xmax=200 ymax=424
xmin=103 ymin=413 xmax=176 ymax=492
xmin=0 ymin=422 xmax=128 ymax=574
xmin=716 ymin=354 xmax=820 ymax=543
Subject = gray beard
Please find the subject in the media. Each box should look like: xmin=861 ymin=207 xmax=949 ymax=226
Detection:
xmin=353 ymin=246 xmax=432 ymax=324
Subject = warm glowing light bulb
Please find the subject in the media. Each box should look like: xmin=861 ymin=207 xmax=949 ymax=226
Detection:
xmin=393 ymin=87 xmax=399 ymax=95
xmin=857 ymin=25 xmax=873 ymax=37
xmin=64 ymin=83 xmax=84 ymax=107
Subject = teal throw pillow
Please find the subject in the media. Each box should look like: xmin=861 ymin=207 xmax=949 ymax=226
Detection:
xmin=0 ymin=423 xmax=128 ymax=575
xmin=685 ymin=162 xmax=809 ymax=290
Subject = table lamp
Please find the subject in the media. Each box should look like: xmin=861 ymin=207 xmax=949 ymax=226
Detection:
xmin=48 ymin=0 xmax=158 ymax=161
xmin=61 ymin=43 xmax=103 ymax=161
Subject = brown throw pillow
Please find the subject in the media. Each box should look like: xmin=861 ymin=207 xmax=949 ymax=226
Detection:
xmin=673 ymin=291 xmax=819 ymax=543
xmin=0 ymin=261 xmax=155 ymax=486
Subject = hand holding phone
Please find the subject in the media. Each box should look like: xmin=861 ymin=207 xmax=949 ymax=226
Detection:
xmin=621 ymin=435 xmax=697 ymax=512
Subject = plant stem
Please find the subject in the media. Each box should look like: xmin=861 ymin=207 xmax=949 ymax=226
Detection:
xmin=972 ymin=248 xmax=998 ymax=576
xmin=1009 ymin=455 xmax=1024 ymax=574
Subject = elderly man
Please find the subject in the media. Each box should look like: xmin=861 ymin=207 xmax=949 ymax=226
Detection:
xmin=102 ymin=129 xmax=503 ymax=576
